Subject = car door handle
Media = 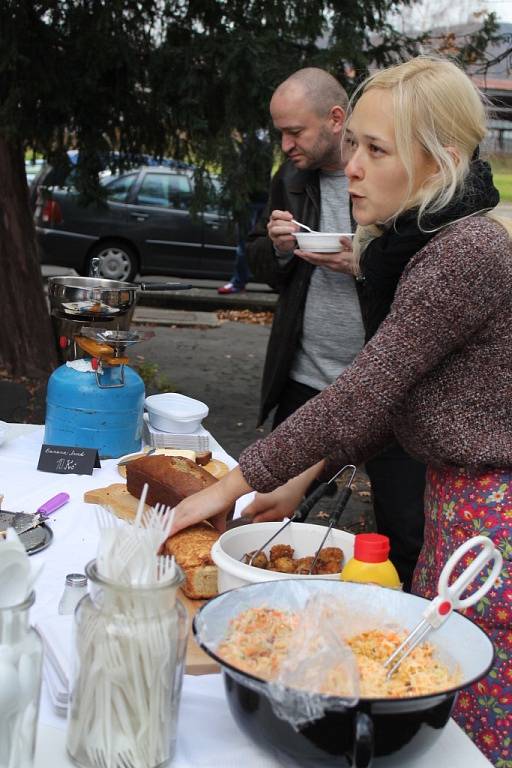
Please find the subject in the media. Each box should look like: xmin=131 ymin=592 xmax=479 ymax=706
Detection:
xmin=130 ymin=212 xmax=149 ymax=221
xmin=206 ymin=220 xmax=221 ymax=229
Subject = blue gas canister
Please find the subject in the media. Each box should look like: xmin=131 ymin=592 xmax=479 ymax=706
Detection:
xmin=45 ymin=360 xmax=145 ymax=459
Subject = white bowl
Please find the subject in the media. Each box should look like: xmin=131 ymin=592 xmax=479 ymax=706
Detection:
xmin=0 ymin=421 xmax=8 ymax=447
xmin=145 ymin=393 xmax=209 ymax=434
xmin=295 ymin=232 xmax=353 ymax=253
xmin=211 ymin=521 xmax=355 ymax=593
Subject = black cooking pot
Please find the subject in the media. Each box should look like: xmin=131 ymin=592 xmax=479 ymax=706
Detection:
xmin=193 ymin=580 xmax=493 ymax=767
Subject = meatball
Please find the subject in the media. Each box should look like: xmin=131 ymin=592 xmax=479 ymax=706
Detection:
xmin=316 ymin=558 xmax=342 ymax=574
xmin=317 ymin=547 xmax=344 ymax=573
xmin=318 ymin=547 xmax=343 ymax=562
xmin=270 ymin=544 xmax=295 ymax=560
xmin=270 ymin=556 xmax=296 ymax=573
xmin=294 ymin=556 xmax=316 ymax=574
xmin=243 ymin=550 xmax=268 ymax=569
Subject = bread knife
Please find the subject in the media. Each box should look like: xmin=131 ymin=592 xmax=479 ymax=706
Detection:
xmin=225 ymin=516 xmax=253 ymax=530
xmin=118 ymin=448 xmax=156 ymax=467
xmin=0 ymin=493 xmax=70 ymax=536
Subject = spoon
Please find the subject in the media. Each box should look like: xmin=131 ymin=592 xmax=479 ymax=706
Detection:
xmin=291 ymin=218 xmax=318 ymax=233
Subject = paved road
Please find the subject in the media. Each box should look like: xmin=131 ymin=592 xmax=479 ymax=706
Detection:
xmin=131 ymin=307 xmax=373 ymax=533
xmin=133 ymin=312 xmax=273 ymax=460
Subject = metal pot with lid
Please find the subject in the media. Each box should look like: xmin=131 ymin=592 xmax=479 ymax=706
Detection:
xmin=48 ymin=275 xmax=192 ymax=320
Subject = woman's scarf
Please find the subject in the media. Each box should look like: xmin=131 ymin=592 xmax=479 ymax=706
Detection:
xmin=357 ymin=159 xmax=500 ymax=342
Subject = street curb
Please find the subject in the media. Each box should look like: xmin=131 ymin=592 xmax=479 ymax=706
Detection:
xmin=133 ymin=308 xmax=221 ymax=328
xmin=136 ymin=289 xmax=276 ymax=313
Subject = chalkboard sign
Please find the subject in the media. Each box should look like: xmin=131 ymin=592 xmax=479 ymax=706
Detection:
xmin=37 ymin=444 xmax=101 ymax=475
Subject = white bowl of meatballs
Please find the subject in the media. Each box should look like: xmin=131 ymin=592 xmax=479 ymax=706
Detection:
xmin=211 ymin=521 xmax=355 ymax=593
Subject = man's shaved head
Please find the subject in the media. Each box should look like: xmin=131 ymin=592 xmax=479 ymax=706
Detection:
xmin=274 ymin=68 xmax=348 ymax=116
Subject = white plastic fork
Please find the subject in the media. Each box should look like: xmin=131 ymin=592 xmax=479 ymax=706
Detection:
xmin=141 ymin=504 xmax=175 ymax=546
xmin=291 ymin=218 xmax=317 ymax=233
xmin=133 ymin=483 xmax=149 ymax=529
xmin=157 ymin=554 xmax=176 ymax=582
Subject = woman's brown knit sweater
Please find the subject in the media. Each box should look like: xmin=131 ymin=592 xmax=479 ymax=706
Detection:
xmin=239 ymin=216 xmax=512 ymax=492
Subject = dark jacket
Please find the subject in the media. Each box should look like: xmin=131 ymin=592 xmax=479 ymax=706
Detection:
xmin=246 ymin=160 xmax=321 ymax=425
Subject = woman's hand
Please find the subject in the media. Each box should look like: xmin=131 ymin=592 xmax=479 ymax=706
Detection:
xmin=294 ymin=236 xmax=357 ymax=275
xmin=172 ymin=466 xmax=252 ymax=534
xmin=240 ymin=463 xmax=324 ymax=523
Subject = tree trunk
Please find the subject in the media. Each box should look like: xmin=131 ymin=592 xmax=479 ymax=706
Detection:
xmin=0 ymin=136 xmax=58 ymax=377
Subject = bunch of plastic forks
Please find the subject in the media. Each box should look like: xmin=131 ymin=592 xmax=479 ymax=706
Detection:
xmin=71 ymin=484 xmax=182 ymax=768
xmin=95 ymin=485 xmax=177 ymax=585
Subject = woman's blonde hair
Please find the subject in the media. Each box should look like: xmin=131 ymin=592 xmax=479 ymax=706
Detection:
xmin=347 ymin=55 xmax=512 ymax=268
xmin=348 ymin=56 xmax=487 ymax=225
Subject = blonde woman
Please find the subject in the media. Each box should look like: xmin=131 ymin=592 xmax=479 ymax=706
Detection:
xmin=173 ymin=57 xmax=511 ymax=764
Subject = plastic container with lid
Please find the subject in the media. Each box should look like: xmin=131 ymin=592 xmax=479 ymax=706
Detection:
xmin=145 ymin=393 xmax=209 ymax=434
xmin=340 ymin=533 xmax=401 ymax=589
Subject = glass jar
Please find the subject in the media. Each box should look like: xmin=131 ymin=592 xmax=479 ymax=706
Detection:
xmin=0 ymin=591 xmax=43 ymax=768
xmin=67 ymin=559 xmax=188 ymax=768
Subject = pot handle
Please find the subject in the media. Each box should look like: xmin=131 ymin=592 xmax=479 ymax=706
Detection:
xmin=352 ymin=711 xmax=374 ymax=768
xmin=138 ymin=282 xmax=193 ymax=291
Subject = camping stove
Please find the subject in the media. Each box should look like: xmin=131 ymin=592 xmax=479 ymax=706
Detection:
xmin=44 ymin=328 xmax=146 ymax=459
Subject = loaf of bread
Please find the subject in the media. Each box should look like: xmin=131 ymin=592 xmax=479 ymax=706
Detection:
xmin=164 ymin=524 xmax=220 ymax=599
xmin=126 ymin=454 xmax=217 ymax=508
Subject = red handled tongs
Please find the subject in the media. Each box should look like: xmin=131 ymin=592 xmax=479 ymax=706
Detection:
xmin=383 ymin=535 xmax=502 ymax=678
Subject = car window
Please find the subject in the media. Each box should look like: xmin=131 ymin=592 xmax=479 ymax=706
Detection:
xmin=135 ymin=173 xmax=191 ymax=209
xmin=203 ymin=177 xmax=224 ymax=214
xmin=104 ymin=173 xmax=137 ymax=202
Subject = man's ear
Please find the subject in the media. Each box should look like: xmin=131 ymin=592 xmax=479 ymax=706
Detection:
xmin=330 ymin=105 xmax=346 ymax=134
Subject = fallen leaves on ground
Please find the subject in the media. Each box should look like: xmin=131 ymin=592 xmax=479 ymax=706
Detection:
xmin=217 ymin=309 xmax=273 ymax=325
xmin=0 ymin=368 xmax=47 ymax=424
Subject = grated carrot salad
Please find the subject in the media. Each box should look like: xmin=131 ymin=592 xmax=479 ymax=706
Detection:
xmin=217 ymin=607 xmax=460 ymax=699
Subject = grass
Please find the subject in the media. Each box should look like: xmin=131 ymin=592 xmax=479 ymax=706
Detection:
xmin=492 ymin=174 xmax=512 ymax=203
xmin=490 ymin=157 xmax=512 ymax=203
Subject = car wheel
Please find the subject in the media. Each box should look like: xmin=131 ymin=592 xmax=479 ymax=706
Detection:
xmin=86 ymin=242 xmax=138 ymax=282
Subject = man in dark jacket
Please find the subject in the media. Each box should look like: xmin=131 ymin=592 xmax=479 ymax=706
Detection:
xmin=246 ymin=67 xmax=426 ymax=591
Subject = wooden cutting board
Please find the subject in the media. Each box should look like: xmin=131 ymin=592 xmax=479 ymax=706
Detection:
xmin=180 ymin=593 xmax=219 ymax=676
xmin=84 ymin=483 xmax=147 ymax=521
xmin=83 ymin=483 xmax=219 ymax=676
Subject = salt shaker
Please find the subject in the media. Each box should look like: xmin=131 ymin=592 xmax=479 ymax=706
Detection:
xmin=58 ymin=574 xmax=88 ymax=615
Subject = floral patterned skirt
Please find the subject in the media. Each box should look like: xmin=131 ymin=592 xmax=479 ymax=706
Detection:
xmin=412 ymin=466 xmax=512 ymax=767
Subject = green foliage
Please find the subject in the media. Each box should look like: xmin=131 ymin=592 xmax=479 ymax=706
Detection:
xmin=491 ymin=172 xmax=512 ymax=203
xmin=132 ymin=359 xmax=176 ymax=395
xmin=0 ymin=0 xmax=501 ymax=216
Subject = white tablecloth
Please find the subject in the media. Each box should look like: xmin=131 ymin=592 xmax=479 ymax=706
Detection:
xmin=0 ymin=424 xmax=492 ymax=768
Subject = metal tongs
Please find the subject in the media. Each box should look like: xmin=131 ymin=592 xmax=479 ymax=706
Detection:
xmin=246 ymin=464 xmax=356 ymax=567
xmin=384 ymin=535 xmax=503 ymax=678
xmin=308 ymin=465 xmax=356 ymax=573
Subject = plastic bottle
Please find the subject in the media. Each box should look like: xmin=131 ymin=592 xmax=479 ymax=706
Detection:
xmin=340 ymin=533 xmax=401 ymax=588
xmin=58 ymin=573 xmax=88 ymax=615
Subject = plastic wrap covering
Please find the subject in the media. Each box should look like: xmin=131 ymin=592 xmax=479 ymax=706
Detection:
xmin=266 ymin=594 xmax=360 ymax=728
xmin=194 ymin=580 xmax=412 ymax=729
